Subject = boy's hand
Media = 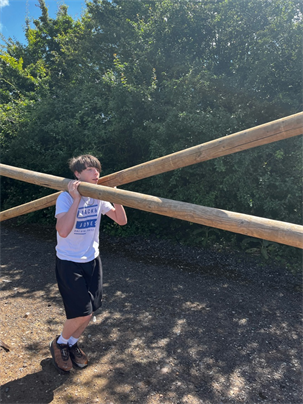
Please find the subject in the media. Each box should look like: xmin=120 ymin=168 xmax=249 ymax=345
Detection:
xmin=68 ymin=180 xmax=81 ymax=200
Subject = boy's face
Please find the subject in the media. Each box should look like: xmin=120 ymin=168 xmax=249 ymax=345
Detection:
xmin=75 ymin=166 xmax=100 ymax=184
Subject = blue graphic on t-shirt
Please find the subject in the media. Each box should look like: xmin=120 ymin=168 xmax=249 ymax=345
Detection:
xmin=77 ymin=205 xmax=98 ymax=219
xmin=76 ymin=219 xmax=97 ymax=229
xmin=75 ymin=203 xmax=99 ymax=232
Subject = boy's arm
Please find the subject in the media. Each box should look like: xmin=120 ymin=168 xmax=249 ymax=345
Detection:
xmin=106 ymin=203 xmax=127 ymax=226
xmin=56 ymin=180 xmax=81 ymax=238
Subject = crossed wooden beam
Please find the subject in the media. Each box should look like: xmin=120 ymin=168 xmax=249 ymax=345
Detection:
xmin=1 ymin=112 xmax=303 ymax=248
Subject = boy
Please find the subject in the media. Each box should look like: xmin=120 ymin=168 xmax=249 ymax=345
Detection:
xmin=50 ymin=154 xmax=127 ymax=373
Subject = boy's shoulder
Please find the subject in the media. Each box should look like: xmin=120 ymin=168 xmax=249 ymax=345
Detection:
xmin=56 ymin=191 xmax=73 ymax=205
xmin=57 ymin=191 xmax=71 ymax=199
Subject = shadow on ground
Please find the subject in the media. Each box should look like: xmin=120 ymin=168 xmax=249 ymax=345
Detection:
xmin=0 ymin=359 xmax=69 ymax=403
xmin=0 ymin=223 xmax=302 ymax=403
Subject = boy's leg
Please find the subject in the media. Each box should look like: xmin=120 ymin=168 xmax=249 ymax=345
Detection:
xmin=51 ymin=257 xmax=102 ymax=371
xmin=51 ymin=259 xmax=93 ymax=372
xmin=65 ymin=257 xmax=103 ymax=368
xmin=62 ymin=314 xmax=92 ymax=340
xmin=54 ymin=316 xmax=91 ymax=370
xmin=61 ymin=316 xmax=92 ymax=368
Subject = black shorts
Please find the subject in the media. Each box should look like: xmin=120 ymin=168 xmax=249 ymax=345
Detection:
xmin=55 ymin=256 xmax=103 ymax=319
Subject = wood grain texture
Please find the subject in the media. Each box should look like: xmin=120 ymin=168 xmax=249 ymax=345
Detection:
xmin=97 ymin=111 xmax=303 ymax=187
xmin=1 ymin=163 xmax=302 ymax=248
xmin=0 ymin=192 xmax=59 ymax=222
xmin=2 ymin=112 xmax=302 ymax=219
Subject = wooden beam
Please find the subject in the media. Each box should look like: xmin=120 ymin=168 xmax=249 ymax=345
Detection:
xmin=98 ymin=111 xmax=303 ymax=187
xmin=1 ymin=163 xmax=302 ymax=248
xmin=0 ymin=192 xmax=59 ymax=222
xmin=1 ymin=111 xmax=302 ymax=220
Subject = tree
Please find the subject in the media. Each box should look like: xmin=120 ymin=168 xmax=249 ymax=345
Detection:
xmin=1 ymin=0 xmax=302 ymax=254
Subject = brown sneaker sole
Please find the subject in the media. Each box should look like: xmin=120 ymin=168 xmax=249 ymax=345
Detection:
xmin=69 ymin=346 xmax=88 ymax=369
xmin=71 ymin=359 xmax=88 ymax=369
xmin=70 ymin=354 xmax=88 ymax=369
xmin=49 ymin=341 xmax=72 ymax=374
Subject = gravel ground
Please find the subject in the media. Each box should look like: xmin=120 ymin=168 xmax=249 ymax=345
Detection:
xmin=0 ymin=222 xmax=302 ymax=404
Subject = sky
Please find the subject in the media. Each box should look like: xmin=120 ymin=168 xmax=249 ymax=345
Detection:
xmin=0 ymin=0 xmax=86 ymax=45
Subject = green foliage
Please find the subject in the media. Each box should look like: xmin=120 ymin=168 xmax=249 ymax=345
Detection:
xmin=241 ymin=237 xmax=280 ymax=260
xmin=1 ymin=0 xmax=302 ymax=266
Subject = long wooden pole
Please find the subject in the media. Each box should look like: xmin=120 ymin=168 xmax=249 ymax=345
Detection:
xmin=98 ymin=111 xmax=303 ymax=187
xmin=0 ymin=192 xmax=59 ymax=222
xmin=1 ymin=111 xmax=302 ymax=221
xmin=1 ymin=164 xmax=302 ymax=248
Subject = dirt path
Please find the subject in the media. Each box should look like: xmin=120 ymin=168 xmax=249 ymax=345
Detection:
xmin=0 ymin=223 xmax=302 ymax=404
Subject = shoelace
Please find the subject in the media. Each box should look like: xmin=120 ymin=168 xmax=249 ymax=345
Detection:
xmin=60 ymin=346 xmax=70 ymax=361
xmin=72 ymin=345 xmax=82 ymax=357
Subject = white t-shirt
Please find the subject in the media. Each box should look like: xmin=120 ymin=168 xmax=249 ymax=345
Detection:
xmin=55 ymin=192 xmax=113 ymax=263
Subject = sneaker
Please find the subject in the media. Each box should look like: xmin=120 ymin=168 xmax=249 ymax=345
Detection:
xmin=49 ymin=336 xmax=73 ymax=373
xmin=69 ymin=343 xmax=88 ymax=368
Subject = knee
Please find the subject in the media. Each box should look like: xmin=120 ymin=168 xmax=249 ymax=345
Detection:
xmin=77 ymin=314 xmax=92 ymax=325
xmin=84 ymin=313 xmax=92 ymax=322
